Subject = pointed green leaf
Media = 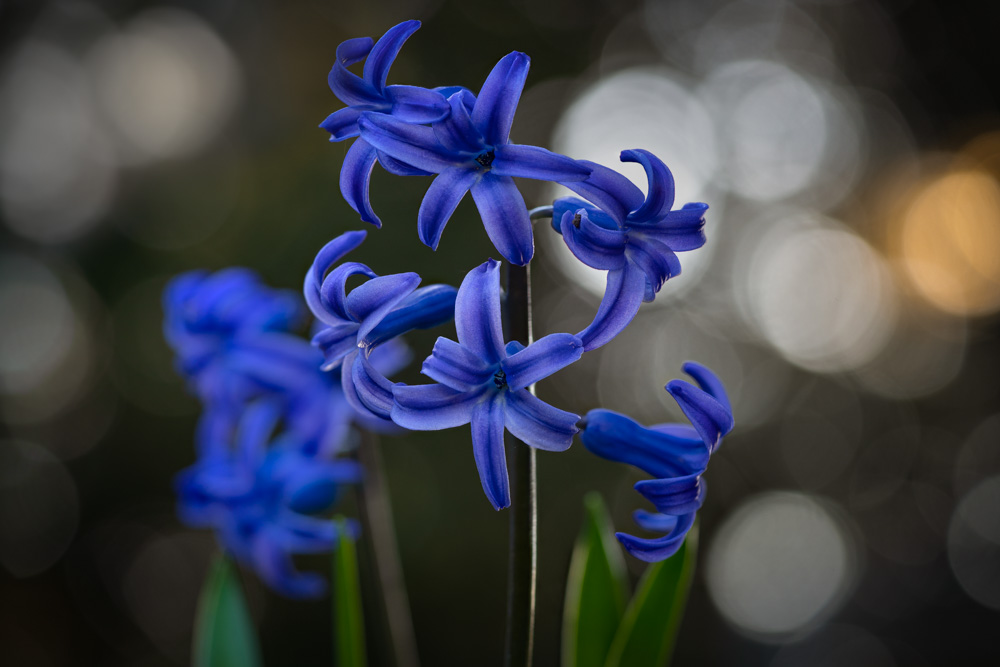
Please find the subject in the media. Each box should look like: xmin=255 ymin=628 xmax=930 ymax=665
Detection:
xmin=193 ymin=554 xmax=263 ymax=667
xmin=562 ymin=492 xmax=631 ymax=667
xmin=333 ymin=518 xmax=366 ymax=667
xmin=604 ymin=527 xmax=697 ymax=667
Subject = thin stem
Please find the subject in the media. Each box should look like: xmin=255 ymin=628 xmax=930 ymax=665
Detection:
xmin=528 ymin=205 xmax=554 ymax=222
xmin=503 ymin=263 xmax=537 ymax=667
xmin=356 ymin=430 xmax=421 ymax=667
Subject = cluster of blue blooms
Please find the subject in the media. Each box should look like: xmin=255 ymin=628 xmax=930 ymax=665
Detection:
xmin=166 ymin=17 xmax=735 ymax=594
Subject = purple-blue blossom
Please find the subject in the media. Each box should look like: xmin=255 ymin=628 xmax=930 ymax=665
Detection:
xmin=358 ymin=51 xmax=591 ymax=265
xmin=320 ymin=20 xmax=451 ymax=227
xmin=552 ymin=149 xmax=708 ymax=350
xmin=304 ymin=230 xmax=458 ymax=429
xmin=391 ymin=259 xmax=583 ymax=510
xmin=580 ymin=361 xmax=733 ymax=561
xmin=176 ymin=399 xmax=363 ymax=598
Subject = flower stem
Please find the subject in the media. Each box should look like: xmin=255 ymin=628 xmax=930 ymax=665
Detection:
xmin=503 ymin=263 xmax=537 ymax=667
xmin=357 ymin=429 xmax=420 ymax=667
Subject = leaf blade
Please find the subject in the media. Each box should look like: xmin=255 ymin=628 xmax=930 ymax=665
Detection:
xmin=562 ymin=492 xmax=630 ymax=667
xmin=334 ymin=517 xmax=367 ymax=667
xmin=604 ymin=528 xmax=697 ymax=667
xmin=193 ymin=554 xmax=263 ymax=667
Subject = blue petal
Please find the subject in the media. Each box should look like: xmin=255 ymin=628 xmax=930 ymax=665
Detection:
xmin=340 ymin=138 xmax=382 ymax=227
xmin=471 ymin=393 xmax=510 ymax=510
xmin=501 ymin=333 xmax=583 ymax=390
xmin=581 ymin=408 xmax=709 ymax=478
xmin=377 ymin=150 xmax=432 ymax=176
xmin=417 ymin=166 xmax=479 ymax=250
xmin=421 ymin=337 xmax=494 ymax=391
xmin=351 ymin=352 xmax=396 ymax=419
xmin=329 ymin=36 xmax=381 ymax=107
xmin=681 ymin=361 xmax=732 ymax=416
xmin=366 ymin=284 xmax=458 ymax=347
xmin=391 ymin=382 xmax=487 ymax=430
xmin=385 ymin=84 xmax=450 ymax=123
xmin=363 ymin=20 xmax=420 ymax=92
xmin=433 ymin=92 xmax=486 ymax=155
xmin=320 ymin=107 xmax=362 ymax=141
xmin=562 ymin=160 xmax=645 ymax=225
xmin=311 ymin=322 xmax=361 ymax=370
xmin=340 ymin=350 xmax=398 ymax=430
xmin=304 ymin=231 xmax=368 ymax=323
xmin=470 ymin=172 xmax=533 ymax=266
xmin=368 ymin=337 xmax=413 ymax=377
xmin=632 ymin=510 xmax=679 ymax=533
xmin=359 ymin=113 xmax=457 ymax=173
xmin=621 ymin=149 xmax=675 ymax=223
xmin=577 ymin=263 xmax=647 ymax=351
xmin=558 ymin=209 xmax=627 ymax=271
xmin=436 ymin=86 xmax=477 ymax=111
xmin=454 ymin=259 xmax=505 ymax=364
xmin=345 ymin=272 xmax=421 ymax=341
xmin=472 ymin=51 xmax=529 ymax=147
xmin=320 ymin=261 xmax=377 ymax=323
xmin=252 ymin=527 xmax=328 ymax=598
xmin=634 ymin=474 xmax=704 ymax=515
xmin=504 ymin=341 xmax=526 ymax=356
xmin=492 ymin=144 xmax=590 ymax=182
xmin=504 ymin=389 xmax=579 ymax=452
xmin=631 ymin=203 xmax=708 ymax=252
xmin=616 ymin=512 xmax=696 ymax=562
xmin=666 ymin=377 xmax=734 ymax=452
xmin=625 ymin=235 xmax=681 ymax=298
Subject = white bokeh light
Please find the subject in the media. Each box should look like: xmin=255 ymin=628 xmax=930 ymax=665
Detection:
xmin=948 ymin=476 xmax=1000 ymax=610
xmin=88 ymin=8 xmax=242 ymax=163
xmin=706 ymin=492 xmax=859 ymax=641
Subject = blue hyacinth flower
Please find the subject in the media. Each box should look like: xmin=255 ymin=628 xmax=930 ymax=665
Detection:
xmin=304 ymin=230 xmax=458 ymax=428
xmin=580 ymin=361 xmax=733 ymax=561
xmin=551 ymin=149 xmax=709 ymax=350
xmin=320 ymin=20 xmax=451 ymax=227
xmin=391 ymin=259 xmax=583 ymax=510
xmin=177 ymin=399 xmax=364 ymax=598
xmin=358 ymin=52 xmax=591 ymax=265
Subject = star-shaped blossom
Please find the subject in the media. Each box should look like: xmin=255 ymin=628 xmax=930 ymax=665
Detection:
xmin=580 ymin=362 xmax=733 ymax=561
xmin=551 ymin=149 xmax=709 ymax=350
xmin=391 ymin=259 xmax=583 ymax=509
xmin=320 ymin=20 xmax=452 ymax=227
xmin=358 ymin=52 xmax=591 ymax=265
xmin=177 ymin=399 xmax=363 ymax=598
xmin=304 ymin=230 xmax=458 ymax=428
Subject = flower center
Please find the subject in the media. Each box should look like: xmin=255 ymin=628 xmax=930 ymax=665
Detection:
xmin=475 ymin=150 xmax=495 ymax=168
xmin=492 ymin=369 xmax=507 ymax=388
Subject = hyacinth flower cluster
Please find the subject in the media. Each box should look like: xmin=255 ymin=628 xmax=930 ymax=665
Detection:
xmin=167 ymin=18 xmax=736 ymax=634
xmin=164 ymin=269 xmax=407 ymax=597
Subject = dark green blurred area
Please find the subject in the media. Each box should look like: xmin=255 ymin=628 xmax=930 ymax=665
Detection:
xmin=2 ymin=0 xmax=1000 ymax=665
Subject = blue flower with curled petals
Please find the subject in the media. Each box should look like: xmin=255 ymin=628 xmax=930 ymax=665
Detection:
xmin=320 ymin=20 xmax=452 ymax=227
xmin=177 ymin=399 xmax=363 ymax=598
xmin=580 ymin=361 xmax=733 ymax=561
xmin=358 ymin=52 xmax=591 ymax=266
xmin=551 ymin=149 xmax=709 ymax=350
xmin=304 ymin=230 xmax=458 ymax=429
xmin=391 ymin=259 xmax=583 ymax=510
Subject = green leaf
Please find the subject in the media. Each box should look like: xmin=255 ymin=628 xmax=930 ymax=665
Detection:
xmin=333 ymin=518 xmax=366 ymax=667
xmin=562 ymin=492 xmax=631 ymax=667
xmin=604 ymin=527 xmax=697 ymax=667
xmin=193 ymin=554 xmax=263 ymax=667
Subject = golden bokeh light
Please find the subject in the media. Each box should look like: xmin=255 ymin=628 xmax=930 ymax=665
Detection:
xmin=896 ymin=167 xmax=1000 ymax=316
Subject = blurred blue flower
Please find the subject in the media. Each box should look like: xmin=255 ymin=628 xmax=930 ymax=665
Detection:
xmin=391 ymin=259 xmax=583 ymax=510
xmin=358 ymin=52 xmax=591 ymax=265
xmin=177 ymin=399 xmax=363 ymax=598
xmin=304 ymin=230 xmax=457 ymax=428
xmin=580 ymin=362 xmax=733 ymax=561
xmin=320 ymin=20 xmax=451 ymax=227
xmin=551 ymin=149 xmax=708 ymax=350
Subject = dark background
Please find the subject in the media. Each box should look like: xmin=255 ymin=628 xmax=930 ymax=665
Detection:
xmin=1 ymin=0 xmax=999 ymax=665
